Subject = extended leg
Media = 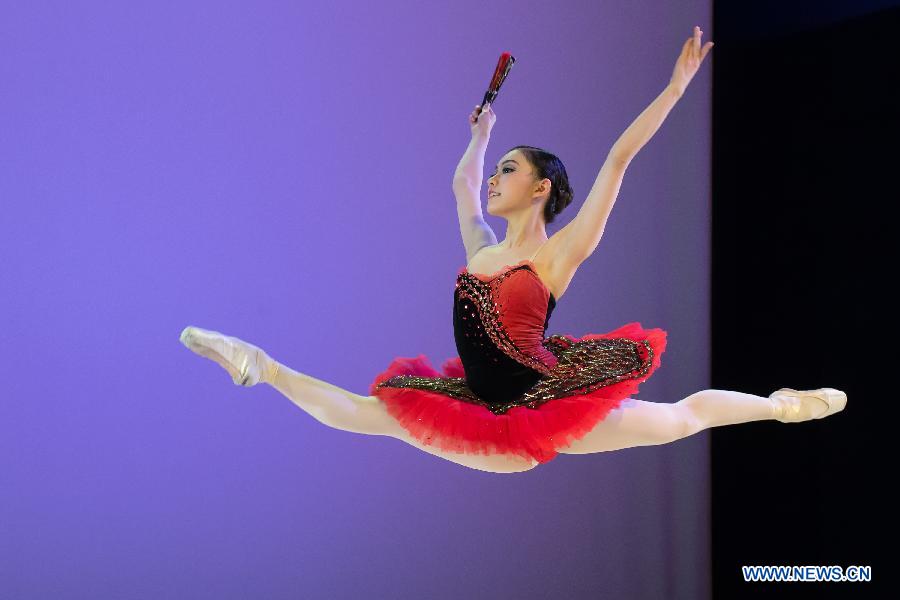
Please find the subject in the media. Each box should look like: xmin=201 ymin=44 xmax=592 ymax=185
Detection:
xmin=559 ymin=389 xmax=777 ymax=454
xmin=179 ymin=327 xmax=535 ymax=473
xmin=268 ymin=362 xmax=536 ymax=473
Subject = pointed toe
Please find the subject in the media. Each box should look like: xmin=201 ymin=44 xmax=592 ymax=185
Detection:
xmin=816 ymin=388 xmax=847 ymax=418
xmin=769 ymin=387 xmax=847 ymax=422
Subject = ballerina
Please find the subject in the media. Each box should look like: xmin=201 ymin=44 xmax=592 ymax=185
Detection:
xmin=180 ymin=26 xmax=845 ymax=474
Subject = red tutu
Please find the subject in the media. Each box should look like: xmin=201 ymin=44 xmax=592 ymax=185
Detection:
xmin=369 ymin=322 xmax=667 ymax=464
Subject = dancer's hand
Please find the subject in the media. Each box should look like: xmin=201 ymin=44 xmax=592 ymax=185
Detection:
xmin=669 ymin=25 xmax=713 ymax=97
xmin=469 ymin=103 xmax=496 ymax=139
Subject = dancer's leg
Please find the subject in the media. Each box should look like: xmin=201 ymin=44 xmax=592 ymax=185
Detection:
xmin=268 ymin=363 xmax=536 ymax=473
xmin=559 ymin=389 xmax=777 ymax=454
xmin=181 ymin=326 xmax=535 ymax=473
xmin=266 ymin=362 xmax=393 ymax=434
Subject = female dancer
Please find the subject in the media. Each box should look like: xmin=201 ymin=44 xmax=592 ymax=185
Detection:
xmin=180 ymin=27 xmax=845 ymax=474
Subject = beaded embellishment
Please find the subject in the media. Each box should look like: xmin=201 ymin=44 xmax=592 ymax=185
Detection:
xmin=374 ymin=334 xmax=654 ymax=415
xmin=374 ymin=265 xmax=656 ymax=415
xmin=454 ymin=267 xmax=555 ymax=376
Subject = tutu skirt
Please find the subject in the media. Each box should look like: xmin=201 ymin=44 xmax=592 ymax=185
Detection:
xmin=370 ymin=322 xmax=667 ymax=464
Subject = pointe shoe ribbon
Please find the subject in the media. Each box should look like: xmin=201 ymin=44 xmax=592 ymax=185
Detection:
xmin=768 ymin=387 xmax=847 ymax=423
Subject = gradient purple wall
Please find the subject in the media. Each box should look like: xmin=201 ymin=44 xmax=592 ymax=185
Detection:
xmin=1 ymin=1 xmax=711 ymax=597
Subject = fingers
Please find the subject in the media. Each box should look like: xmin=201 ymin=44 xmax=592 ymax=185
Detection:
xmin=469 ymin=103 xmax=493 ymax=124
xmin=693 ymin=26 xmax=713 ymax=57
xmin=683 ymin=26 xmax=713 ymax=61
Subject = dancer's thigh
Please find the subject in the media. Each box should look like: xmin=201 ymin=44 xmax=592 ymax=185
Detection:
xmin=558 ymin=398 xmax=688 ymax=454
xmin=326 ymin=394 xmax=410 ymax=436
xmin=366 ymin=396 xmax=538 ymax=473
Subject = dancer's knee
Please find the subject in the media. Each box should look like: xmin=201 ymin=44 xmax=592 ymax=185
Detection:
xmin=642 ymin=403 xmax=695 ymax=444
xmin=675 ymin=390 xmax=715 ymax=437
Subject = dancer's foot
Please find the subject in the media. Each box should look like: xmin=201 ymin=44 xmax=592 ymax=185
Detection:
xmin=179 ymin=326 xmax=279 ymax=386
xmin=768 ymin=387 xmax=847 ymax=423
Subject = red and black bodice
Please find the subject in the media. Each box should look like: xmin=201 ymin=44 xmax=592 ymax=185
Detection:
xmin=372 ymin=260 xmax=661 ymax=416
xmin=453 ymin=262 xmax=558 ymax=406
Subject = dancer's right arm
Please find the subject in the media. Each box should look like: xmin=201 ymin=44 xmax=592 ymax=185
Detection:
xmin=453 ymin=104 xmax=498 ymax=261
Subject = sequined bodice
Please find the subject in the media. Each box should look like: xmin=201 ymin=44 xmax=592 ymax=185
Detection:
xmin=453 ymin=260 xmax=558 ymax=405
xmin=373 ymin=260 xmax=658 ymax=415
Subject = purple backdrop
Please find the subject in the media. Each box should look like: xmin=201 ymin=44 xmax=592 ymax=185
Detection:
xmin=1 ymin=1 xmax=711 ymax=598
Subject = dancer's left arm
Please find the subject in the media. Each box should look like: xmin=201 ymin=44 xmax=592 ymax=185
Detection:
xmin=556 ymin=26 xmax=712 ymax=264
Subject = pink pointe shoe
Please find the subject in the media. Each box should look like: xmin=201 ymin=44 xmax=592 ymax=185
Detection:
xmin=768 ymin=387 xmax=847 ymax=423
xmin=179 ymin=326 xmax=279 ymax=387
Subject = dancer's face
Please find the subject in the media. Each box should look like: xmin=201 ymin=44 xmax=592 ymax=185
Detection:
xmin=485 ymin=150 xmax=551 ymax=218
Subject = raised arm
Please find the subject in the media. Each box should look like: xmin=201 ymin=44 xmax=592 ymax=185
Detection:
xmin=557 ymin=26 xmax=713 ymax=264
xmin=452 ymin=103 xmax=498 ymax=262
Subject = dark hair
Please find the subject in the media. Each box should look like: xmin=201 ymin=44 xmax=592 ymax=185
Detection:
xmin=508 ymin=145 xmax=573 ymax=224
